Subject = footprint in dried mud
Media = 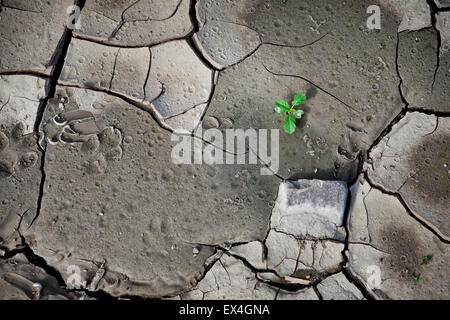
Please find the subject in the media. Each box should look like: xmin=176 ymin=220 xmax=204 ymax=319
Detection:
xmin=42 ymin=89 xmax=126 ymax=175
xmin=0 ymin=122 xmax=38 ymax=176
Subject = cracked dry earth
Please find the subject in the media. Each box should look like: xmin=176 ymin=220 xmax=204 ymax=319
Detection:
xmin=0 ymin=0 xmax=448 ymax=300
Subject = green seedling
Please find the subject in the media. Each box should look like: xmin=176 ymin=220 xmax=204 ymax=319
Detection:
xmin=411 ymin=273 xmax=421 ymax=282
xmin=421 ymin=255 xmax=432 ymax=265
xmin=274 ymin=93 xmax=306 ymax=134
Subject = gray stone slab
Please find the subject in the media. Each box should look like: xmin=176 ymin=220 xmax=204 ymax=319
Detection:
xmin=367 ymin=112 xmax=450 ymax=240
xmin=270 ymin=180 xmax=347 ymax=240
xmin=346 ymin=177 xmax=449 ymax=299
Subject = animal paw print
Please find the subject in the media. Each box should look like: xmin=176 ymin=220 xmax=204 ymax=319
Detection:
xmin=0 ymin=122 xmax=38 ymax=176
xmin=80 ymin=126 xmax=124 ymax=175
xmin=43 ymin=106 xmax=125 ymax=175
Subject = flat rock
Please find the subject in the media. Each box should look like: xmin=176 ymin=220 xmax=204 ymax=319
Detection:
xmin=26 ymin=86 xmax=280 ymax=297
xmin=75 ymin=0 xmax=192 ymax=46
xmin=0 ymin=254 xmax=79 ymax=300
xmin=200 ymin=0 xmax=405 ymax=181
xmin=398 ymin=28 xmax=449 ymax=112
xmin=316 ymin=273 xmax=364 ymax=300
xmin=185 ymin=254 xmax=278 ymax=300
xmin=0 ymin=0 xmax=72 ymax=74
xmin=366 ymin=112 xmax=450 ymax=239
xmin=346 ymin=177 xmax=449 ymax=299
xmin=270 ymin=180 xmax=347 ymax=240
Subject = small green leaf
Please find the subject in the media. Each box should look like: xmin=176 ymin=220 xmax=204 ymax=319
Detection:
xmin=294 ymin=110 xmax=305 ymax=119
xmin=421 ymin=255 xmax=432 ymax=265
xmin=275 ymin=99 xmax=290 ymax=111
xmin=284 ymin=113 xmax=296 ymax=134
xmin=411 ymin=273 xmax=420 ymax=282
xmin=292 ymin=93 xmax=306 ymax=106
xmin=274 ymin=107 xmax=283 ymax=116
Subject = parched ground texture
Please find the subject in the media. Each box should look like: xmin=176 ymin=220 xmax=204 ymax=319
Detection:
xmin=0 ymin=0 xmax=448 ymax=300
